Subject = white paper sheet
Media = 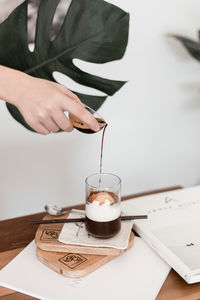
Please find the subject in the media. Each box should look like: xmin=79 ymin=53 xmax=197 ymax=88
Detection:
xmin=0 ymin=237 xmax=170 ymax=300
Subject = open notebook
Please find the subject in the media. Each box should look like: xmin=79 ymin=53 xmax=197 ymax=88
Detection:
xmin=122 ymin=185 xmax=200 ymax=284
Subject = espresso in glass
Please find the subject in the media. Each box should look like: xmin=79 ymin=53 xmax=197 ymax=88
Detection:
xmin=85 ymin=174 xmax=121 ymax=238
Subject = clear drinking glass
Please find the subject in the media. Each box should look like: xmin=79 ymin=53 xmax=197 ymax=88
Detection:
xmin=70 ymin=105 xmax=106 ymax=134
xmin=85 ymin=173 xmax=121 ymax=238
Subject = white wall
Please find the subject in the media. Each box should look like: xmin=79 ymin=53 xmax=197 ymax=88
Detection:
xmin=1 ymin=0 xmax=200 ymax=220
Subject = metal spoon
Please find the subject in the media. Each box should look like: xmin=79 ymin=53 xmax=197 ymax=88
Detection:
xmin=44 ymin=204 xmax=85 ymax=216
xmin=44 ymin=204 xmax=70 ymax=216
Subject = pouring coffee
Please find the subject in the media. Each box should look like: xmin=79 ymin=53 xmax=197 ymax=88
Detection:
xmin=70 ymin=106 xmax=121 ymax=238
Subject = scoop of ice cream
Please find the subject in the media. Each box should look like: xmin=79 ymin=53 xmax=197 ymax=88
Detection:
xmin=89 ymin=192 xmax=115 ymax=205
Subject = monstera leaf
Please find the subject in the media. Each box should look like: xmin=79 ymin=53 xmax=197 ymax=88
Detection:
xmin=173 ymin=31 xmax=200 ymax=62
xmin=0 ymin=0 xmax=129 ymax=132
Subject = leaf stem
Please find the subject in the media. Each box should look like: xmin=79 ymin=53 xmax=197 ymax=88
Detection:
xmin=25 ymin=34 xmax=100 ymax=74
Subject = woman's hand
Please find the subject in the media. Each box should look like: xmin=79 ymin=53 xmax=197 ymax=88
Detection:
xmin=0 ymin=66 xmax=100 ymax=135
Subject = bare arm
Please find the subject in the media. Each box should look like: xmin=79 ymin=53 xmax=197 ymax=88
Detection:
xmin=0 ymin=66 xmax=100 ymax=135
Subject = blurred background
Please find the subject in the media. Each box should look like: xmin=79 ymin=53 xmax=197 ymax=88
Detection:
xmin=1 ymin=0 xmax=200 ymax=220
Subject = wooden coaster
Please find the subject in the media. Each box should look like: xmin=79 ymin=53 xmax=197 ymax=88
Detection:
xmin=35 ymin=213 xmax=134 ymax=256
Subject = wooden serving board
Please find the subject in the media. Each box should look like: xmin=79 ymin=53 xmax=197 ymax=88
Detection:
xmin=37 ymin=248 xmax=116 ymax=278
xmin=35 ymin=213 xmax=134 ymax=256
xmin=36 ymin=233 xmax=134 ymax=278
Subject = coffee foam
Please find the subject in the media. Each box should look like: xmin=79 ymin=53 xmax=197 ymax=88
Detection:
xmin=86 ymin=201 xmax=120 ymax=222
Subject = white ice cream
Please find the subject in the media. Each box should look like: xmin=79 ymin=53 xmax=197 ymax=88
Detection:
xmin=86 ymin=200 xmax=121 ymax=222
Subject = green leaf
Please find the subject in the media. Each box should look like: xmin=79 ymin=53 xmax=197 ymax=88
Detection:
xmin=0 ymin=0 xmax=129 ymax=132
xmin=172 ymin=33 xmax=200 ymax=62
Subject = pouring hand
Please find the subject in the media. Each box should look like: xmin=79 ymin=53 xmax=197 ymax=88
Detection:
xmin=0 ymin=66 xmax=100 ymax=134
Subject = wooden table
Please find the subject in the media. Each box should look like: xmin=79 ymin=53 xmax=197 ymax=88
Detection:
xmin=1 ymin=186 xmax=200 ymax=300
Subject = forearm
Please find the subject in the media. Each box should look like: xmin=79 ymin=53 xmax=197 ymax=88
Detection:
xmin=0 ymin=65 xmax=30 ymax=105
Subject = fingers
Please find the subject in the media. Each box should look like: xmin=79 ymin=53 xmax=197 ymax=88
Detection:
xmin=47 ymin=83 xmax=100 ymax=132
xmin=52 ymin=110 xmax=74 ymax=132
xmin=27 ymin=120 xmax=49 ymax=135
xmin=41 ymin=117 xmax=60 ymax=133
xmin=58 ymin=85 xmax=82 ymax=104
xmin=24 ymin=109 xmax=73 ymax=134
xmin=62 ymin=101 xmax=100 ymax=132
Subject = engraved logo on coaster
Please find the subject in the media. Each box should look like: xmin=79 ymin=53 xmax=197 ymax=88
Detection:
xmin=40 ymin=229 xmax=61 ymax=241
xmin=59 ymin=253 xmax=87 ymax=269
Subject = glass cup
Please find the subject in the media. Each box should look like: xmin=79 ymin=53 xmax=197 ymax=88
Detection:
xmin=70 ymin=105 xmax=106 ymax=134
xmin=85 ymin=173 xmax=121 ymax=238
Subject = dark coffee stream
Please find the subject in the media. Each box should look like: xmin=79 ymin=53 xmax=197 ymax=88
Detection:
xmin=71 ymin=115 xmax=107 ymax=184
xmin=99 ymin=123 xmax=107 ymax=186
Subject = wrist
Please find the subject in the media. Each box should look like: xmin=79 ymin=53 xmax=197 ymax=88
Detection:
xmin=0 ymin=66 xmax=31 ymax=106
